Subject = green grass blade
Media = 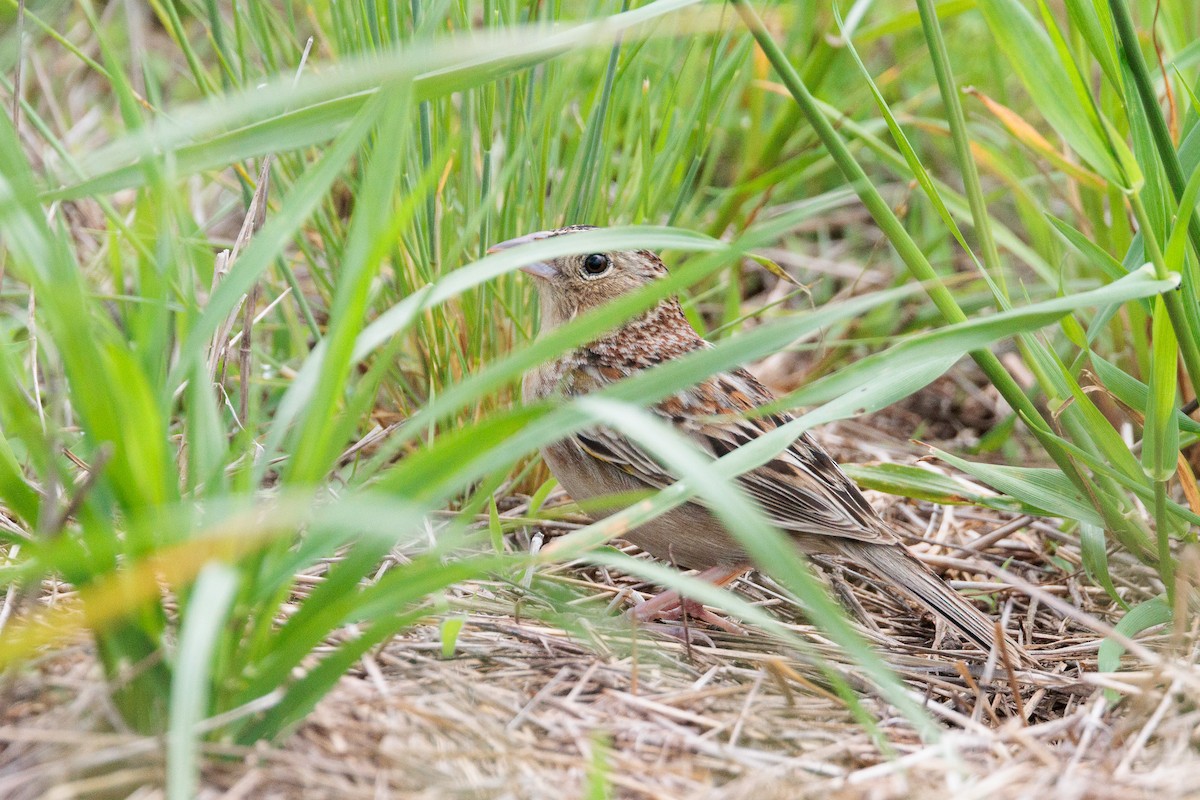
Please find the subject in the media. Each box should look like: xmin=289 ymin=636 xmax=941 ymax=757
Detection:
xmin=928 ymin=447 xmax=1103 ymax=526
xmin=975 ymin=0 xmax=1126 ymax=187
xmin=168 ymin=564 xmax=239 ymax=800
xmin=1098 ymin=596 xmax=1171 ymax=701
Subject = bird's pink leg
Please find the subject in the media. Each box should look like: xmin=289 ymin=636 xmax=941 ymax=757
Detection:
xmin=628 ymin=565 xmax=749 ymax=634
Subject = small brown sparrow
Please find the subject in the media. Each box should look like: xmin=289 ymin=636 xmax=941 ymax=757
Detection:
xmin=493 ymin=225 xmax=1028 ymax=661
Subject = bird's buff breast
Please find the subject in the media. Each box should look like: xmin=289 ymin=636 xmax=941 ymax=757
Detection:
xmin=523 ymin=355 xmax=746 ymax=569
xmin=537 ymin=435 xmax=746 ymax=571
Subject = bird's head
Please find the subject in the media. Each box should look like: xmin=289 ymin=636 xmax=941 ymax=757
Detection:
xmin=488 ymin=225 xmax=669 ymax=329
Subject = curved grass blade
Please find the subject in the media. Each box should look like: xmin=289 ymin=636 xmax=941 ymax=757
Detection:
xmin=927 ymin=447 xmax=1103 ymax=526
xmin=1098 ymin=596 xmax=1171 ymax=703
xmin=45 ymin=0 xmax=713 ymax=201
xmin=1080 ymin=523 xmax=1128 ymax=611
xmin=168 ymin=564 xmax=239 ymax=800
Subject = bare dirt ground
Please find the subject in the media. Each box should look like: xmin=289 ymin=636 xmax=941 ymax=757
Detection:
xmin=2 ymin=418 xmax=1198 ymax=800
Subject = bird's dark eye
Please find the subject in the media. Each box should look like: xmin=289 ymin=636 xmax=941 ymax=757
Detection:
xmin=582 ymin=253 xmax=610 ymax=276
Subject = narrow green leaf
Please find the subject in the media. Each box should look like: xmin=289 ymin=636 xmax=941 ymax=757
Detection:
xmin=488 ymin=496 xmax=505 ymax=554
xmin=1046 ymin=214 xmax=1132 ymax=283
xmin=286 ymin=86 xmax=413 ymax=484
xmin=929 ymin=448 xmax=1104 ymax=526
xmin=1022 ymin=421 xmax=1200 ymax=530
xmin=1098 ymin=596 xmax=1171 ymax=700
xmin=1142 ymin=298 xmax=1180 ymax=481
xmin=1080 ymin=523 xmax=1128 ymax=611
xmin=976 ymin=0 xmax=1126 ymax=187
xmin=1163 ymin=158 xmax=1200 ymax=272
xmin=1092 ymin=354 xmax=1200 ymax=435
xmin=168 ymin=564 xmax=239 ymax=800
xmin=166 ymin=95 xmax=385 ymax=389
xmin=239 ymin=554 xmax=506 ymax=742
xmin=440 ymin=615 xmax=467 ymax=659
xmin=841 ymin=11 xmax=976 ymax=267
xmin=789 ymin=265 xmax=1174 ymax=411
xmin=0 ymin=430 xmax=38 ymax=528
xmin=1063 ymin=0 xmax=1120 ymax=89
xmin=842 ymin=463 xmax=1045 ymax=517
xmin=46 ymin=1 xmax=710 ymax=201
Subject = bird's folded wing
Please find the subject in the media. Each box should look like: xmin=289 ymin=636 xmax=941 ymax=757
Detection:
xmin=572 ymin=370 xmax=894 ymax=545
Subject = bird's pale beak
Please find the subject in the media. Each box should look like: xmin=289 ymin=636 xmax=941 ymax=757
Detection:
xmin=487 ymin=230 xmax=559 ymax=279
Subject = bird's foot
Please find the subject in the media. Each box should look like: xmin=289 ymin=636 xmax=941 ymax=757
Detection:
xmin=628 ymin=592 xmax=746 ymax=635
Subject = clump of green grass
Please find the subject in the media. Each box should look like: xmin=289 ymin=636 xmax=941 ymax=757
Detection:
xmin=0 ymin=1 xmax=1197 ymax=796
xmin=733 ymin=0 xmax=1200 ymax=668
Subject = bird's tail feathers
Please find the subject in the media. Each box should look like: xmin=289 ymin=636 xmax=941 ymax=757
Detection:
xmin=848 ymin=542 xmax=1032 ymax=666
